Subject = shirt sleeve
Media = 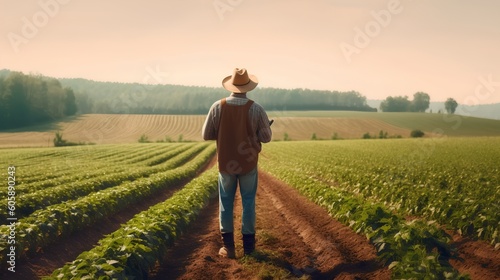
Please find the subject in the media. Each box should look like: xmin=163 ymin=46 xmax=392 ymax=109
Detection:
xmin=202 ymin=101 xmax=220 ymax=140
xmin=255 ymin=105 xmax=272 ymax=143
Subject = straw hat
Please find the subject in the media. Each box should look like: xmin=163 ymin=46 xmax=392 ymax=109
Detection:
xmin=222 ymin=68 xmax=258 ymax=93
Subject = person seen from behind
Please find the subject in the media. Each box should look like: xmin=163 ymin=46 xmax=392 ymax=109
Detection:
xmin=202 ymin=68 xmax=272 ymax=258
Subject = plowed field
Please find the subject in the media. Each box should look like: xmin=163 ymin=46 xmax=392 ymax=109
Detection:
xmin=0 ymin=113 xmax=420 ymax=147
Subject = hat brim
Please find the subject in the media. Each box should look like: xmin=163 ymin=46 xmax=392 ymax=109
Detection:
xmin=222 ymin=74 xmax=259 ymax=93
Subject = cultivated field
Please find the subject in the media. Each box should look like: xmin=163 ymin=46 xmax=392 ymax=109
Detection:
xmin=1 ymin=112 xmax=500 ymax=147
xmin=1 ymin=112 xmax=499 ymax=279
xmin=1 ymin=138 xmax=499 ymax=279
xmin=0 ymin=114 xmax=206 ymax=147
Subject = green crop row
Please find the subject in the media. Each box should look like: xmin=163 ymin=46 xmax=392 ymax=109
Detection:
xmin=3 ymin=143 xmax=184 ymax=187
xmin=0 ymin=144 xmax=216 ymax=267
xmin=4 ymin=156 xmax=111 ymax=185
xmin=259 ymin=162 xmax=468 ymax=279
xmin=0 ymin=144 xmax=203 ymax=220
xmin=89 ymin=144 xmax=160 ymax=163
xmin=263 ymin=139 xmax=499 ymax=246
xmin=119 ymin=143 xmax=187 ymax=165
xmin=46 ymin=167 xmax=218 ymax=279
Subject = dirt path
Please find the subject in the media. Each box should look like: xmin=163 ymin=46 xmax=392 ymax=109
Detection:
xmin=150 ymin=171 xmax=391 ymax=279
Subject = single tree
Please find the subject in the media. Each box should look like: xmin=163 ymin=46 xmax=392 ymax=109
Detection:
xmin=411 ymin=92 xmax=430 ymax=112
xmin=444 ymin=98 xmax=458 ymax=114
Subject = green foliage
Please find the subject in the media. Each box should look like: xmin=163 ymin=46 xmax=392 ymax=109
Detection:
xmin=445 ymin=98 xmax=458 ymax=114
xmin=283 ymin=132 xmax=291 ymax=141
xmin=411 ymin=129 xmax=425 ymax=138
xmin=156 ymin=135 xmax=193 ymax=143
xmin=48 ymin=167 xmax=219 ymax=279
xmin=0 ymin=71 xmax=78 ymax=129
xmin=379 ymin=130 xmax=388 ymax=139
xmin=64 ymin=87 xmax=78 ymax=115
xmin=311 ymin=133 xmax=317 ymax=140
xmin=0 ymin=144 xmax=203 ymax=221
xmin=331 ymin=132 xmax=341 ymax=140
xmin=371 ymin=112 xmax=500 ymax=137
xmin=53 ymin=131 xmax=79 ymax=147
xmin=380 ymin=92 xmax=430 ymax=112
xmin=260 ymin=157 xmax=466 ymax=278
xmin=380 ymin=96 xmax=412 ymax=112
xmin=411 ymin=92 xmax=431 ymax=112
xmin=259 ymin=139 xmax=500 ymax=278
xmin=263 ymin=139 xmax=500 ymax=245
xmin=363 ymin=130 xmax=399 ymax=139
xmin=138 ymin=134 xmax=150 ymax=143
xmin=0 ymin=143 xmax=216 ymax=268
xmin=48 ymin=71 xmax=377 ymax=114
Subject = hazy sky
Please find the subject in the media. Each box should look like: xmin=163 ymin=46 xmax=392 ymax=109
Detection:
xmin=1 ymin=0 xmax=500 ymax=104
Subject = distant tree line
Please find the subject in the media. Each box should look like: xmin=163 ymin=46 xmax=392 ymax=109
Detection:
xmin=0 ymin=69 xmax=376 ymax=130
xmin=57 ymin=77 xmax=376 ymax=114
xmin=0 ymin=71 xmax=77 ymax=129
xmin=379 ymin=92 xmax=460 ymax=114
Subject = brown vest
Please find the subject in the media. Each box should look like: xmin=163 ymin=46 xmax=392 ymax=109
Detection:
xmin=217 ymin=98 xmax=260 ymax=174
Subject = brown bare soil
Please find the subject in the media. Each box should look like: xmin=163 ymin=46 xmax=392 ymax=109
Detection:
xmin=449 ymin=232 xmax=500 ymax=280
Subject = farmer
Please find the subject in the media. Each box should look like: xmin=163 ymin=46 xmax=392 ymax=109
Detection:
xmin=202 ymin=68 xmax=272 ymax=258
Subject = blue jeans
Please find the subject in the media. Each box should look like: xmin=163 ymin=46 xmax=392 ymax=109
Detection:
xmin=218 ymin=167 xmax=258 ymax=235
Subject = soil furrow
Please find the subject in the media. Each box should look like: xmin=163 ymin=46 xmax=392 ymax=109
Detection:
xmin=151 ymin=170 xmax=391 ymax=279
xmin=258 ymin=171 xmax=390 ymax=280
xmin=449 ymin=232 xmax=500 ymax=280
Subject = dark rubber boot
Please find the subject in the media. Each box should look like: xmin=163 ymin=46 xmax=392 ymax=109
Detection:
xmin=219 ymin=232 xmax=236 ymax=258
xmin=242 ymin=234 xmax=255 ymax=256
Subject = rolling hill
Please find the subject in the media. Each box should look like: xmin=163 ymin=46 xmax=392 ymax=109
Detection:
xmin=1 ymin=112 xmax=500 ymax=147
